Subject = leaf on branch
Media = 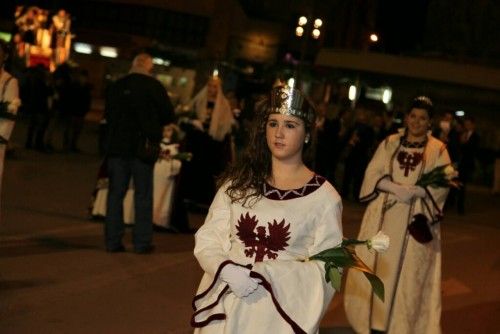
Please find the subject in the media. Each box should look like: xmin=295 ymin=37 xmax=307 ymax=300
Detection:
xmin=341 ymin=239 xmax=367 ymax=247
xmin=328 ymin=267 xmax=342 ymax=291
xmin=310 ymin=247 xmax=354 ymax=267
xmin=311 ymin=238 xmax=386 ymax=301
xmin=363 ymin=271 xmax=385 ymax=302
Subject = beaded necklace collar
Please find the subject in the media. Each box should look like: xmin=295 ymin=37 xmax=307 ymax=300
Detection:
xmin=263 ymin=174 xmax=326 ymax=200
xmin=401 ymin=136 xmax=427 ymax=148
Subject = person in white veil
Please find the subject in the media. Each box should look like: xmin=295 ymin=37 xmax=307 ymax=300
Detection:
xmin=188 ymin=76 xmax=234 ymax=142
xmin=179 ymin=75 xmax=235 ymax=207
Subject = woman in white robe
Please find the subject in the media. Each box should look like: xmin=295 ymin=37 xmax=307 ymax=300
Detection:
xmin=344 ymin=96 xmax=450 ymax=334
xmin=179 ymin=76 xmax=235 ymax=206
xmin=192 ymin=84 xmax=343 ymax=334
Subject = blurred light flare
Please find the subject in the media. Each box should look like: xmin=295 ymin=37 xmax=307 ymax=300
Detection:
xmin=74 ymin=42 xmax=93 ymax=54
xmin=348 ymin=85 xmax=357 ymax=101
xmin=382 ymin=88 xmax=392 ymax=104
xmin=152 ymin=57 xmax=171 ymax=66
xmin=99 ymin=46 xmax=118 ymax=58
xmin=298 ymin=16 xmax=308 ymax=26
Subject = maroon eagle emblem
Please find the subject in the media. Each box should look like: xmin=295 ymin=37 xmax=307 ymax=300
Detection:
xmin=236 ymin=212 xmax=291 ymax=262
xmin=397 ymin=151 xmax=423 ymax=177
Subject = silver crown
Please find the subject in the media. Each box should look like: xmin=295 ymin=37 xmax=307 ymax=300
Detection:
xmin=414 ymin=96 xmax=433 ymax=106
xmin=269 ymin=85 xmax=315 ymax=123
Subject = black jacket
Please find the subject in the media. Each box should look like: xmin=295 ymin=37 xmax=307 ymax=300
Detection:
xmin=105 ymin=73 xmax=174 ymax=158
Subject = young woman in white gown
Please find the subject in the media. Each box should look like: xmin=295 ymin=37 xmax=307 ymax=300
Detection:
xmin=191 ymin=84 xmax=343 ymax=334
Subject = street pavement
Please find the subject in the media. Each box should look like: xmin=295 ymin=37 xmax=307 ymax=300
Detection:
xmin=1 ymin=118 xmax=499 ymax=333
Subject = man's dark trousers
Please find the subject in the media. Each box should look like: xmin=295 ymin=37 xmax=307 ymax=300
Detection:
xmin=105 ymin=157 xmax=153 ymax=252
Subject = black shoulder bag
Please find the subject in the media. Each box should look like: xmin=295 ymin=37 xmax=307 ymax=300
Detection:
xmin=136 ymin=134 xmax=160 ymax=164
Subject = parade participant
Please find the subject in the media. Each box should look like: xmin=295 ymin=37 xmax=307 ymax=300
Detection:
xmin=151 ymin=124 xmax=183 ymax=230
xmin=50 ymin=9 xmax=71 ymax=64
xmin=0 ymin=40 xmax=21 ymax=218
xmin=344 ymin=96 xmax=451 ymax=334
xmin=179 ymin=75 xmax=234 ymax=206
xmin=191 ymin=83 xmax=343 ymax=333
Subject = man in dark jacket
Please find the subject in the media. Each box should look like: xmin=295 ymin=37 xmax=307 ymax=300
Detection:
xmin=104 ymin=52 xmax=174 ymax=254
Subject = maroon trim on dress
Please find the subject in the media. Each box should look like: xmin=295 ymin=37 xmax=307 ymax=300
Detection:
xmin=358 ymin=174 xmax=391 ymax=203
xmin=192 ymin=260 xmax=233 ymax=310
xmin=264 ymin=174 xmax=326 ymax=200
xmin=191 ymin=313 xmax=227 ymax=328
xmin=191 ymin=261 xmax=306 ymax=333
xmin=191 ymin=285 xmax=229 ymax=328
xmin=423 ymin=187 xmax=444 ymax=224
xmin=191 ymin=260 xmax=252 ymax=328
xmin=249 ymin=271 xmax=307 ymax=334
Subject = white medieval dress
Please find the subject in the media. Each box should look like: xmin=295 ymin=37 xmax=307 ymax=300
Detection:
xmin=192 ymin=175 xmax=343 ymax=334
xmin=91 ymin=140 xmax=181 ymax=228
xmin=0 ymin=70 xmax=20 ymax=214
xmin=344 ymin=131 xmax=450 ymax=334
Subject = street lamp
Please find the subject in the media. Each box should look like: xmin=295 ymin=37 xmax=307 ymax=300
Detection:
xmin=295 ymin=26 xmax=304 ymax=37
xmin=294 ymin=15 xmax=323 ymax=83
xmin=295 ymin=16 xmax=322 ymax=40
xmin=312 ymin=19 xmax=322 ymax=39
xmin=312 ymin=28 xmax=321 ymax=39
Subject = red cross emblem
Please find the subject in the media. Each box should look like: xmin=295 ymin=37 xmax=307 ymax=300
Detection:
xmin=397 ymin=151 xmax=423 ymax=177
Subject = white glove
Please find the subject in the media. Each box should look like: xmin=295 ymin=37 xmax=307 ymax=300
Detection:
xmin=377 ymin=178 xmax=414 ymax=203
xmin=410 ymin=185 xmax=426 ymax=199
xmin=220 ymin=264 xmax=260 ymax=298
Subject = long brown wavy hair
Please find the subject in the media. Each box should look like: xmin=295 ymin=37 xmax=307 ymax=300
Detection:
xmin=217 ymin=95 xmax=316 ymax=207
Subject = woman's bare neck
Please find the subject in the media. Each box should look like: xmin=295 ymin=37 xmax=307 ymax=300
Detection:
xmin=406 ymin=133 xmax=427 ymax=142
xmin=268 ymin=161 xmax=313 ymax=190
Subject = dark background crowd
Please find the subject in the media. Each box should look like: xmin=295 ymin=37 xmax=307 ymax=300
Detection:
xmin=1 ymin=0 xmax=497 ymax=228
xmin=6 ymin=57 xmax=485 ymax=219
xmin=20 ymin=62 xmax=91 ymax=153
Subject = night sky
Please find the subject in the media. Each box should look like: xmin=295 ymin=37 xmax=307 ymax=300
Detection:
xmin=375 ymin=0 xmax=430 ymax=53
